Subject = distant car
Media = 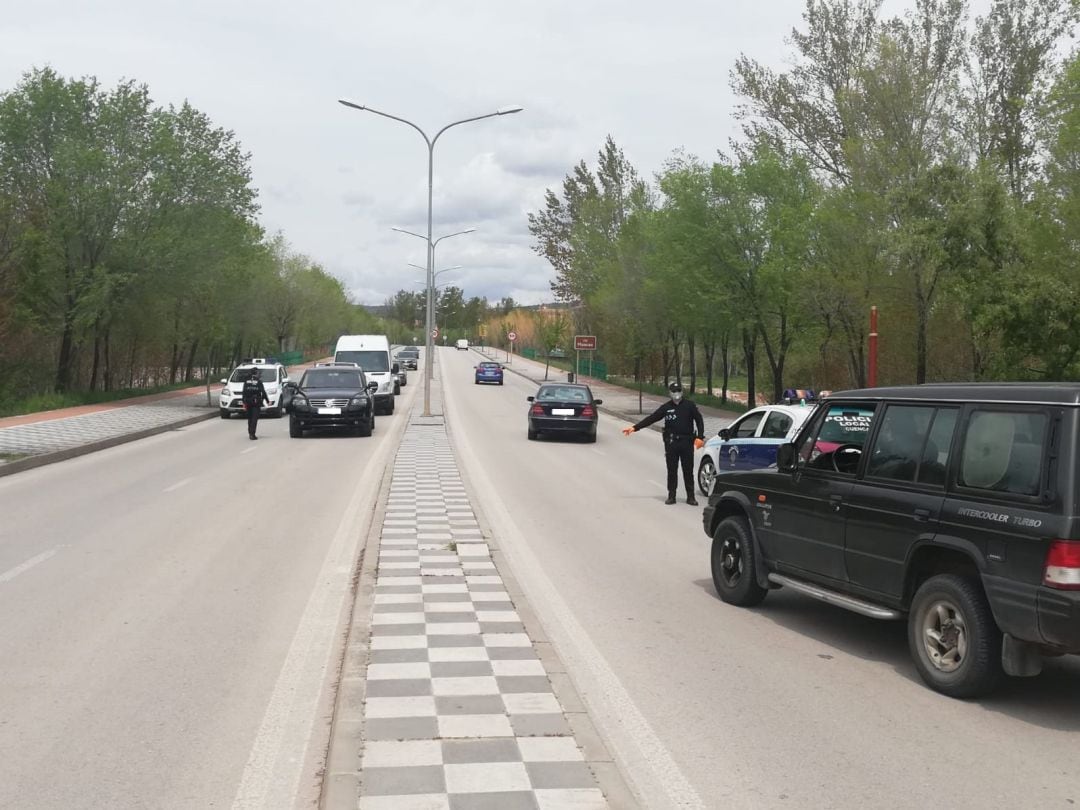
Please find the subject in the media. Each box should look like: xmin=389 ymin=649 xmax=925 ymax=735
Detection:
xmin=696 ymin=403 xmax=815 ymax=495
xmin=396 ymin=366 xmax=407 ymax=388
xmin=283 ymin=363 xmax=378 ymax=438
xmin=219 ymin=358 xmax=290 ymax=419
xmin=395 ymin=348 xmax=419 ymax=370
xmin=527 ymin=383 xmax=603 ymax=443
xmin=475 ymin=362 xmax=504 ymax=385
xmin=456 ymin=339 xmax=469 ymax=350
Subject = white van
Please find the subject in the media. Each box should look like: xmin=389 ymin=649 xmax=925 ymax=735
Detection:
xmin=456 ymin=338 xmax=469 ymax=351
xmin=334 ymin=335 xmax=397 ymax=414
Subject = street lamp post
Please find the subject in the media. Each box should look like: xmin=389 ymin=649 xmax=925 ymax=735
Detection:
xmin=396 ymin=228 xmax=473 ymax=385
xmin=338 ymin=100 xmax=523 ymax=417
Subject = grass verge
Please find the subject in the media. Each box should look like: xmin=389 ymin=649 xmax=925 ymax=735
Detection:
xmin=0 ymin=380 xmax=204 ymax=419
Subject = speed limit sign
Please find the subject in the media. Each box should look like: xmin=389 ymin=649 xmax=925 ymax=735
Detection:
xmin=508 ymin=330 xmax=517 ymax=342
xmin=432 ymin=327 xmax=440 ymax=339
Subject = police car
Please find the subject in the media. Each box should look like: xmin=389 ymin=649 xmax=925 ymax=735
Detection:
xmin=696 ymin=393 xmax=819 ymax=495
xmin=219 ymin=358 xmax=290 ymax=419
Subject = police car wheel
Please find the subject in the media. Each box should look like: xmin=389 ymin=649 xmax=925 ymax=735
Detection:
xmin=219 ymin=409 xmax=230 ymax=419
xmin=289 ymin=417 xmax=303 ymax=438
xmin=697 ymin=457 xmax=716 ymax=496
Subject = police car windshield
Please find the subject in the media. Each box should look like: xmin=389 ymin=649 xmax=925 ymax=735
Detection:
xmin=336 ymin=350 xmax=389 ymax=372
xmin=302 ymin=369 xmax=364 ymax=388
xmin=230 ymin=368 xmax=276 ymax=383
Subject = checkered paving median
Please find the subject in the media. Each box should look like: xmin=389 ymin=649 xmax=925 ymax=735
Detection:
xmin=361 ymin=420 xmax=609 ymax=810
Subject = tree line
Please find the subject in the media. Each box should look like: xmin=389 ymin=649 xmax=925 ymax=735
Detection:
xmin=0 ymin=67 xmax=376 ymax=406
xmin=527 ymin=0 xmax=1080 ymax=406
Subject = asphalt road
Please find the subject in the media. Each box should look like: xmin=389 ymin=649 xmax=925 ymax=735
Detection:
xmin=440 ymin=347 xmax=1080 ymax=810
xmin=0 ymin=379 xmax=417 ymax=810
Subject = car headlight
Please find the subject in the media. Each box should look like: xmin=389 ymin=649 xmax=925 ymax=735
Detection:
xmin=349 ymin=395 xmax=368 ymax=406
xmin=292 ymin=395 xmax=310 ymax=408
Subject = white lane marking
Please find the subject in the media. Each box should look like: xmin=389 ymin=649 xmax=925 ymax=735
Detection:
xmin=443 ymin=375 xmax=706 ymax=810
xmin=0 ymin=547 xmax=60 ymax=584
xmin=592 ymin=449 xmax=607 ymax=456
xmin=649 ymin=480 xmax=666 ymax=490
xmin=163 ymin=477 xmax=192 ymax=493
xmin=241 ymin=447 xmax=257 ymax=455
xmin=230 ymin=398 xmax=405 ymax=810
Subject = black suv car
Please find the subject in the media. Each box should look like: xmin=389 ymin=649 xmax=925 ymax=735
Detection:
xmin=283 ymin=363 xmax=378 ymax=438
xmin=703 ymin=383 xmax=1080 ymax=698
xmin=396 ymin=347 xmax=419 ymax=370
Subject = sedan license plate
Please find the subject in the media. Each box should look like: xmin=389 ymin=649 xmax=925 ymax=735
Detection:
xmin=318 ymin=407 xmax=341 ymax=415
xmin=552 ymin=408 xmax=575 ymax=416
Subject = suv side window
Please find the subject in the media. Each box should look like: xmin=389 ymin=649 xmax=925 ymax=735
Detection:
xmin=916 ymin=408 xmax=958 ymax=486
xmin=865 ymin=405 xmax=935 ymax=482
xmin=762 ymin=411 xmax=793 ymax=439
xmin=958 ymin=410 xmax=1048 ymax=496
xmin=798 ymin=402 xmax=877 ymax=474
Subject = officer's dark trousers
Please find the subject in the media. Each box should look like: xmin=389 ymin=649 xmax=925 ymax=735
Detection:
xmin=664 ymin=434 xmax=695 ymax=496
xmin=246 ymin=404 xmax=260 ymax=437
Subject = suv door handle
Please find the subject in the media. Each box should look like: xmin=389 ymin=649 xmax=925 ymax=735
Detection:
xmin=829 ymin=494 xmax=843 ymax=512
xmin=913 ymin=508 xmax=931 ymax=522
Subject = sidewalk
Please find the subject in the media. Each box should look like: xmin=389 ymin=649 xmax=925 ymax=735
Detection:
xmin=473 ymin=347 xmax=742 ymax=437
xmin=328 ymin=362 xmax=626 ymax=810
xmin=0 ymin=360 xmax=328 ymax=475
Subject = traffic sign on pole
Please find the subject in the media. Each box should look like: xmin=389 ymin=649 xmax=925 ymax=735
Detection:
xmin=574 ymin=335 xmax=597 ymax=351
xmin=432 ymin=327 xmax=440 ymax=339
xmin=508 ymin=331 xmax=517 ymax=342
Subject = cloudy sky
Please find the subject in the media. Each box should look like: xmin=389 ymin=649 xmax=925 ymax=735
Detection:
xmin=1 ymin=0 xmax=989 ymax=306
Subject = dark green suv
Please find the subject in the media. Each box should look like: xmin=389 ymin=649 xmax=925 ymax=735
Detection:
xmin=703 ymin=383 xmax=1080 ymax=698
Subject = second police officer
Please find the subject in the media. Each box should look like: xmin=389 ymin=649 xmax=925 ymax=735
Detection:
xmin=622 ymin=382 xmax=705 ymax=505
xmin=242 ymin=366 xmax=270 ymax=440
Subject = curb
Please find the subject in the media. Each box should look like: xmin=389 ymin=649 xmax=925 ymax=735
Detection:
xmin=447 ymin=357 xmax=643 ymax=809
xmin=0 ymin=409 xmax=218 ymax=479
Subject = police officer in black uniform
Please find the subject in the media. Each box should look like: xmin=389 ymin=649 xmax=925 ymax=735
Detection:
xmin=622 ymin=382 xmax=705 ymax=505
xmin=242 ymin=367 xmax=270 ymax=440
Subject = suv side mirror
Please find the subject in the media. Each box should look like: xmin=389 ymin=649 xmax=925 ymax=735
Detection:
xmin=392 ymin=362 xmax=400 ymax=374
xmin=526 ymin=396 xmax=535 ymax=402
xmin=593 ymin=399 xmax=603 ymax=405
xmin=777 ymin=443 xmax=798 ymax=472
xmin=367 ymin=381 xmax=379 ymax=391
xmin=220 ymin=378 xmax=228 ymax=385
xmin=719 ymin=428 xmax=732 ymax=441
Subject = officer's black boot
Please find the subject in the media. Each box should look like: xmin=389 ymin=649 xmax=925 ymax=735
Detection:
xmin=686 ymin=495 xmax=698 ymax=506
xmin=665 ymin=493 xmax=676 ymax=505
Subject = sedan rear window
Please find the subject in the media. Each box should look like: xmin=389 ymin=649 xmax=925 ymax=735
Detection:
xmin=537 ymin=386 xmax=589 ymax=402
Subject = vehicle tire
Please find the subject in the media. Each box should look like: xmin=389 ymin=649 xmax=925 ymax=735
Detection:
xmin=289 ymin=417 xmax=303 ymax=438
xmin=387 ymin=397 xmax=395 ymax=415
xmin=358 ymin=413 xmax=373 ymax=437
xmin=585 ymin=432 xmax=597 ymax=443
xmin=710 ymin=516 xmax=768 ymax=607
xmin=219 ymin=409 xmax=230 ymax=419
xmin=527 ymin=428 xmax=538 ymax=440
xmin=475 ymin=379 xmax=480 ymax=385
xmin=698 ymin=456 xmax=716 ymax=496
xmin=908 ymin=574 xmax=1003 ymax=698
xmin=394 ymin=383 xmax=401 ymax=395
xmin=499 ymin=380 xmax=504 ymax=385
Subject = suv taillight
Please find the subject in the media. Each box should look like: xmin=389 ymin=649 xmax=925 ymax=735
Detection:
xmin=581 ymin=405 xmax=595 ymax=417
xmin=530 ymin=404 xmax=544 ymax=415
xmin=1044 ymin=540 xmax=1080 ymax=590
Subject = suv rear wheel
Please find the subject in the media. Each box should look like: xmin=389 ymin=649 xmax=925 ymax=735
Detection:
xmin=710 ymin=516 xmax=767 ymax=606
xmin=908 ymin=574 xmax=1003 ymax=698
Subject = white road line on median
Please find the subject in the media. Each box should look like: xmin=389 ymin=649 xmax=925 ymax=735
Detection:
xmin=241 ymin=447 xmax=257 ymax=455
xmin=443 ymin=373 xmax=706 ymax=810
xmin=229 ymin=395 xmax=406 ymax=810
xmin=0 ymin=547 xmax=60 ymax=584
xmin=163 ymin=477 xmax=192 ymax=493
xmin=649 ymin=480 xmax=666 ymax=490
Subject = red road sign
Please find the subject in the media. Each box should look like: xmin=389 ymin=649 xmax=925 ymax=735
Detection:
xmin=574 ymin=335 xmax=597 ymax=351
xmin=508 ymin=331 xmax=517 ymax=342
xmin=432 ymin=327 xmax=440 ymax=339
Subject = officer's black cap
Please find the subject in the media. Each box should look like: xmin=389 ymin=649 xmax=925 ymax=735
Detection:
xmin=668 ymin=382 xmax=683 ymax=394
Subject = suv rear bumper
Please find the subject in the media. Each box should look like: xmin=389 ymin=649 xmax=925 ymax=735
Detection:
xmin=984 ymin=574 xmax=1080 ymax=652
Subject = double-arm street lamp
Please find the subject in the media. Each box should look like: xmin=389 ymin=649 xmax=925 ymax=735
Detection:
xmin=338 ymin=100 xmax=523 ymax=416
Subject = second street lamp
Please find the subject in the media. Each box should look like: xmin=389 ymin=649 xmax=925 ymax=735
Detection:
xmin=340 ymin=98 xmax=522 ymax=416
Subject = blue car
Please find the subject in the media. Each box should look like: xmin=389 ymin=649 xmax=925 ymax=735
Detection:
xmin=474 ymin=361 xmax=504 ymax=385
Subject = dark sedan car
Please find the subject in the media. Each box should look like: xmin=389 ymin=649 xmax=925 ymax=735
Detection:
xmin=396 ymin=348 xmax=419 ymax=370
xmin=284 ymin=364 xmax=378 ymax=437
xmin=475 ymin=362 xmax=504 ymax=385
xmin=527 ymin=383 xmax=603 ymax=442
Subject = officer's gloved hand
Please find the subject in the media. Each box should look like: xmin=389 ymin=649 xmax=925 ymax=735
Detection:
xmin=694 ymin=438 xmax=705 ymax=450
xmin=622 ymin=426 xmax=636 ymax=436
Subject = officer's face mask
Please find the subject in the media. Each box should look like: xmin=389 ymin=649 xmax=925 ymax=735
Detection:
xmin=671 ymin=391 xmax=683 ymax=403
